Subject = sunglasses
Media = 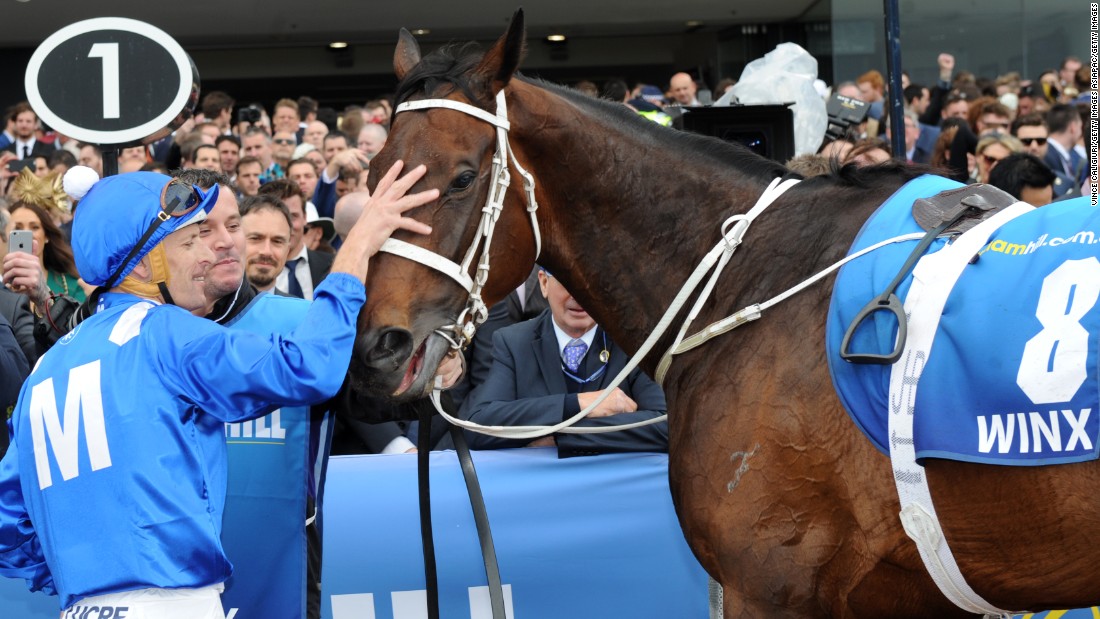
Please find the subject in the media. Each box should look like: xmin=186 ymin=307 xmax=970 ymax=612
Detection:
xmin=103 ymin=179 xmax=204 ymax=289
xmin=981 ymin=154 xmax=1005 ymax=167
xmin=273 ymin=138 xmax=296 ymax=145
xmin=1019 ymin=137 xmax=1048 ymax=146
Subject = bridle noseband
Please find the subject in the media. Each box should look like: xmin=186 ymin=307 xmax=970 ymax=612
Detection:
xmin=380 ymin=89 xmax=541 ymax=350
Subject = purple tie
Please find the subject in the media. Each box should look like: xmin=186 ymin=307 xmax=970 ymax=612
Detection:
xmin=563 ymin=339 xmax=588 ymax=373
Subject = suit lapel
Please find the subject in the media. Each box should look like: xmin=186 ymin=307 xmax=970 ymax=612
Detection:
xmin=533 ymin=314 xmax=567 ymax=392
xmin=307 ymin=249 xmax=333 ymax=288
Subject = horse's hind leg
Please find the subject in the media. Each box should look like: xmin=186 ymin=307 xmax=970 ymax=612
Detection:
xmin=718 ymin=568 xmax=981 ymax=619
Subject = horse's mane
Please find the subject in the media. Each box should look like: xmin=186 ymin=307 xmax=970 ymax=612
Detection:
xmin=394 ymin=42 xmax=926 ymax=192
xmin=394 ymin=43 xmax=788 ymax=184
xmin=532 ymin=78 xmax=793 ymax=183
xmin=827 ymin=158 xmax=932 ymax=188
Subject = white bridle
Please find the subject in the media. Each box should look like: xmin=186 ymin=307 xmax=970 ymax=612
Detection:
xmin=381 ymin=90 xmax=541 ymax=350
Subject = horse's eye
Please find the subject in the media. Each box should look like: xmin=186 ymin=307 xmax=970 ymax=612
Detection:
xmin=449 ymin=171 xmax=477 ymax=193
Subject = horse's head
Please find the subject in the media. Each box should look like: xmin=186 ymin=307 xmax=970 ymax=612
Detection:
xmin=350 ymin=10 xmax=540 ymax=401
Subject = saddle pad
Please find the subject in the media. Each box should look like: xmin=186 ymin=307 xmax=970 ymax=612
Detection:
xmin=912 ymin=198 xmax=1100 ymax=464
xmin=827 ymin=181 xmax=1100 ymax=465
xmin=826 ymin=175 xmax=962 ymax=454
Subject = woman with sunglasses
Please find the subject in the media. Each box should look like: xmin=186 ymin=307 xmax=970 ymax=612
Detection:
xmin=0 ymin=162 xmax=438 ymax=618
xmin=973 ymin=133 xmax=1024 ymax=184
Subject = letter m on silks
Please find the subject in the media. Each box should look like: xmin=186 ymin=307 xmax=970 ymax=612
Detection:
xmin=28 ymin=361 xmax=113 ymax=490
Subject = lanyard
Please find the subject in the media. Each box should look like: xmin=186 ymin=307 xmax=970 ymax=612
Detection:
xmin=561 ymin=331 xmax=611 ymax=385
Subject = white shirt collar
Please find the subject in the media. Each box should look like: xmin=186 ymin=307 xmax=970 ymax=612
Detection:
xmin=550 ymin=320 xmax=597 ymax=357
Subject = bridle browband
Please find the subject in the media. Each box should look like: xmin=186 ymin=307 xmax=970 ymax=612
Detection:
xmin=381 ymin=90 xmax=541 ymax=350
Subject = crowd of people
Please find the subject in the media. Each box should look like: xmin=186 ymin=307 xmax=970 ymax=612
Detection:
xmin=0 ymin=46 xmax=1092 ymax=616
xmin=791 ymin=53 xmax=1094 ymax=205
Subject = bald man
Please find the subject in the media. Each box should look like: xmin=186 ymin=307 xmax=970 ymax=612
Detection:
xmin=357 ymin=124 xmax=388 ymax=161
xmin=669 ymin=72 xmax=700 ymax=106
xmin=333 ymin=191 xmax=369 ymax=241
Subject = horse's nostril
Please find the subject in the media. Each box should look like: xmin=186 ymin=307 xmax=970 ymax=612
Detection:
xmin=367 ymin=328 xmax=414 ymax=372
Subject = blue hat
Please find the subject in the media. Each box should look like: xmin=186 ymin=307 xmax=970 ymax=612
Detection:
xmin=640 ymin=85 xmax=665 ymax=103
xmin=71 ymin=171 xmax=218 ymax=287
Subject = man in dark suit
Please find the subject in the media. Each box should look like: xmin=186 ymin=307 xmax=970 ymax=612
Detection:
xmin=1042 ymin=104 xmax=1087 ymax=199
xmin=0 ymin=287 xmax=36 ymax=367
xmin=2 ymin=102 xmax=56 ymax=161
xmin=258 ymin=179 xmax=333 ymax=299
xmin=460 ymin=268 xmax=667 ymax=457
xmin=0 ymin=312 xmax=30 ymax=458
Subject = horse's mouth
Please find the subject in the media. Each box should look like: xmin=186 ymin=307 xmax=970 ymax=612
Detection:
xmin=391 ymin=334 xmax=450 ymax=399
xmin=394 ymin=339 xmax=427 ymax=396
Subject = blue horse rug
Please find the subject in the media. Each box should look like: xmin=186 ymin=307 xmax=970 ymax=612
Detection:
xmin=826 ymin=175 xmax=1100 ymax=466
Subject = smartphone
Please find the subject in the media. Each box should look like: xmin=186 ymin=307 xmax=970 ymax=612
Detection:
xmin=8 ymin=229 xmax=32 ymax=255
xmin=6 ymin=159 xmax=33 ymax=174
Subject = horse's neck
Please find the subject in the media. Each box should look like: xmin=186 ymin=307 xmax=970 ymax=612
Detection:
xmin=509 ymin=83 xmax=777 ymax=366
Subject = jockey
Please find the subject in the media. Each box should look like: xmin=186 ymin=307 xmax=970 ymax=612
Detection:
xmin=0 ymin=164 xmax=436 ymax=617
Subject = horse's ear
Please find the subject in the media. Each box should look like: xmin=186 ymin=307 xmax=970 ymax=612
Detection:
xmin=473 ymin=9 xmax=526 ymax=95
xmin=394 ymin=28 xmax=422 ymax=81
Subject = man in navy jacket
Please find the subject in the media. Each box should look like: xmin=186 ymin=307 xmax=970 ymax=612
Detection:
xmin=460 ymin=268 xmax=667 ymax=457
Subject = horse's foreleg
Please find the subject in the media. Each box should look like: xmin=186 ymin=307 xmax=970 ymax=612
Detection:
xmin=719 ymin=585 xmax=826 ymax=619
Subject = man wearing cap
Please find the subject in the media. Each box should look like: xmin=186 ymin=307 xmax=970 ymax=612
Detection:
xmin=304 ymin=202 xmax=337 ymax=252
xmin=0 ymin=162 xmax=438 ymax=617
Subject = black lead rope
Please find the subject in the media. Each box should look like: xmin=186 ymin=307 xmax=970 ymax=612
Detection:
xmin=449 ymin=422 xmax=507 ymax=619
xmin=416 ymin=405 xmax=440 ymax=619
xmin=416 ymin=393 xmax=506 ymax=619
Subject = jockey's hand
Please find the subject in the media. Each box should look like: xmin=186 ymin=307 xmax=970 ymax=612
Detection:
xmin=579 ymin=387 xmax=638 ymax=418
xmin=331 ymin=160 xmax=437 ymax=283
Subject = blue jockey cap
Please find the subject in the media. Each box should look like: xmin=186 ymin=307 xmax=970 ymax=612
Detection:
xmin=72 ymin=171 xmax=218 ymax=287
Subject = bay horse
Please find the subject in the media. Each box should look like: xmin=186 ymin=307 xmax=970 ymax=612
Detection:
xmin=349 ymin=11 xmax=1100 ymax=618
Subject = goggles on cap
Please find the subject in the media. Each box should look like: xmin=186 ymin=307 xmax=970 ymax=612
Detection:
xmin=102 ymin=179 xmax=204 ymax=290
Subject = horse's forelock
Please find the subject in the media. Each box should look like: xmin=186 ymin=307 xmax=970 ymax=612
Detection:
xmin=394 ymin=42 xmax=490 ymax=107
